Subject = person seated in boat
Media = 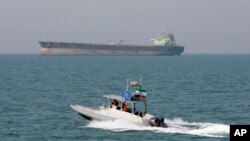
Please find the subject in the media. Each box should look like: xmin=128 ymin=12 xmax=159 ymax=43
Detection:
xmin=111 ymin=99 xmax=118 ymax=108
xmin=122 ymin=102 xmax=127 ymax=111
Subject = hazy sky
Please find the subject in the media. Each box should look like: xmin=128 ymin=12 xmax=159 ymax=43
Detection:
xmin=0 ymin=0 xmax=250 ymax=54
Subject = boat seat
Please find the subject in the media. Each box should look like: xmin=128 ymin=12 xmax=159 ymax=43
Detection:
xmin=126 ymin=108 xmax=132 ymax=113
xmin=134 ymin=111 xmax=143 ymax=117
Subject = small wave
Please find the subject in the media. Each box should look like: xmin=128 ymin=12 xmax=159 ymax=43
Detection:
xmin=84 ymin=118 xmax=229 ymax=138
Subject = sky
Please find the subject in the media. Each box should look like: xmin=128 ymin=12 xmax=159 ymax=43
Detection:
xmin=0 ymin=0 xmax=250 ymax=54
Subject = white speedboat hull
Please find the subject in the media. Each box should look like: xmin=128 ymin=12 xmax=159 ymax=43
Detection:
xmin=70 ymin=104 xmax=154 ymax=126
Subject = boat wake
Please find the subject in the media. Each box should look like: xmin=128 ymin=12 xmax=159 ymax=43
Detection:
xmin=84 ymin=118 xmax=229 ymax=138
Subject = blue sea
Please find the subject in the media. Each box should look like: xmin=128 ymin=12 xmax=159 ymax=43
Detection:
xmin=0 ymin=55 xmax=250 ymax=141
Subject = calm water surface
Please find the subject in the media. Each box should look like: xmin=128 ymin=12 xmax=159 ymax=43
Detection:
xmin=0 ymin=54 xmax=250 ymax=141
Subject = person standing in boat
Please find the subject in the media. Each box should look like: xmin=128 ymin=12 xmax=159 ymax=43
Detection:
xmin=122 ymin=102 xmax=127 ymax=111
xmin=111 ymin=99 xmax=118 ymax=108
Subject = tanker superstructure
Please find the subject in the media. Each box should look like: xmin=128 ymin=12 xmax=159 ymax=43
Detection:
xmin=39 ymin=32 xmax=184 ymax=56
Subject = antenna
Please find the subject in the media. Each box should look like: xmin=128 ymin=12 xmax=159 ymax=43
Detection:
xmin=45 ymin=36 xmax=47 ymax=42
xmin=126 ymin=78 xmax=129 ymax=90
xmin=161 ymin=29 xmax=167 ymax=36
xmin=139 ymin=77 xmax=143 ymax=85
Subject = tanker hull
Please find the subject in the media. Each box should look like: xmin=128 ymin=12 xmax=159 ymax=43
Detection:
xmin=39 ymin=42 xmax=184 ymax=56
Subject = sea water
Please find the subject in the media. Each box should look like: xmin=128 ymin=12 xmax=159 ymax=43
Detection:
xmin=0 ymin=54 xmax=249 ymax=141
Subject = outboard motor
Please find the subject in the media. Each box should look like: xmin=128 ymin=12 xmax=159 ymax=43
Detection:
xmin=150 ymin=117 xmax=168 ymax=128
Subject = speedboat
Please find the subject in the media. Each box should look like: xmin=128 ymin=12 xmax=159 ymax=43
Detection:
xmin=70 ymin=80 xmax=167 ymax=128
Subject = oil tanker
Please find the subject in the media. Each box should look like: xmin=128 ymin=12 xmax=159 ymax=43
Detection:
xmin=39 ymin=32 xmax=184 ymax=56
